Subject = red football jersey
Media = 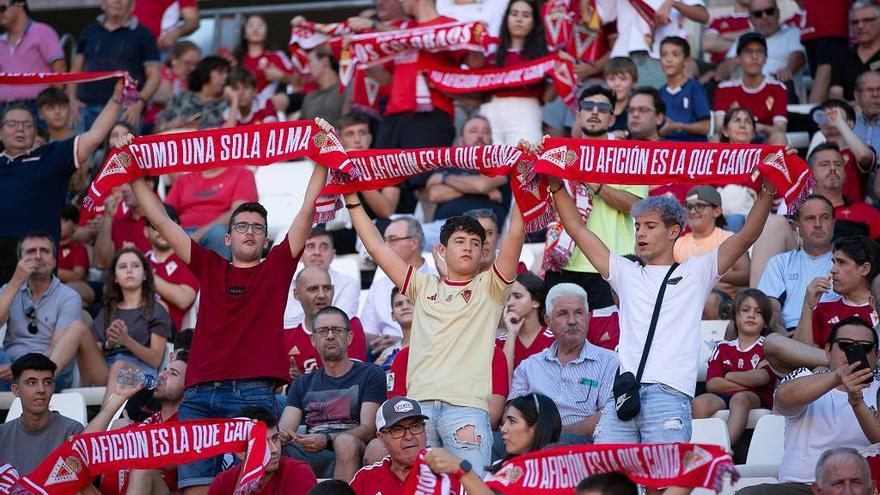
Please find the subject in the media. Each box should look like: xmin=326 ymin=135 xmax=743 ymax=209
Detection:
xmin=147 ymin=250 xmax=199 ymax=330
xmin=284 ymin=317 xmax=368 ymax=373
xmin=495 ymin=326 xmax=556 ymax=370
xmin=812 ymin=295 xmax=879 ymax=348
xmin=835 ymin=201 xmax=880 ymax=239
xmin=706 ymin=337 xmax=776 ymax=407
xmin=704 ymin=13 xmax=751 ymax=63
xmin=840 ymin=147 xmax=872 ymax=203
xmin=230 ymin=99 xmax=278 ymax=126
xmin=99 ymin=412 xmax=180 ymax=495
xmin=112 ymin=203 xmax=152 ymax=254
xmin=387 ymin=346 xmax=509 ymax=399
xmin=586 ymin=305 xmax=620 ymax=351
xmin=241 ymin=51 xmax=294 ymax=94
xmin=797 ymin=0 xmax=851 ymax=41
xmin=713 ymin=79 xmax=788 ymax=127
xmin=351 ymin=456 xmax=462 ymax=495
xmin=57 ymin=241 xmax=89 ymax=273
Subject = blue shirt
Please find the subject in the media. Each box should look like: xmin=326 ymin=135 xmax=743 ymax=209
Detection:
xmin=76 ymin=16 xmax=160 ymax=105
xmin=661 ymin=78 xmax=711 ymax=142
xmin=0 ymin=137 xmax=78 ymax=242
xmin=757 ymin=248 xmax=834 ymax=329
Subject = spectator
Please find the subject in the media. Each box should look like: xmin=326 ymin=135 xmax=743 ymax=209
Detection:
xmin=604 ymin=57 xmax=638 ymax=135
xmin=58 ymin=204 xmax=94 ymax=308
xmin=308 ymin=480 xmax=356 ymax=495
xmin=210 ymin=406 xmax=317 ymax=495
xmin=757 ymin=195 xmax=834 ymax=332
xmin=627 ymin=86 xmax=664 ymax=142
xmin=299 ymin=45 xmax=344 ymax=127
xmin=795 ymin=1 xmax=850 ymax=103
xmin=692 ymin=289 xmax=776 ymax=445
xmin=350 ymin=396 xmax=456 ymax=495
xmin=702 ymin=0 xmax=752 ymax=65
xmin=284 ymin=267 xmax=367 ymax=376
xmin=122 ymin=125 xmax=330 ymax=493
xmin=436 ymin=0 xmax=507 ymax=37
xmin=497 ymin=272 xmax=554 ymax=373
xmin=234 ymin=14 xmax=297 ymax=111
xmin=811 ymin=447 xmax=874 ymax=495
xmin=146 ymin=40 xmax=202 ymax=130
xmin=223 ymin=68 xmax=278 ymax=127
xmin=359 ymin=217 xmax=436 ymax=348
xmin=464 ymin=209 xmax=503 ymax=274
xmin=713 ymin=33 xmax=789 ymax=140
xmin=0 ymin=87 xmax=125 ymax=285
xmin=737 ymin=317 xmax=880 ymax=495
xmin=509 ymin=283 xmax=618 ymax=443
xmin=145 ymin=205 xmax=199 ymax=332
xmin=70 ymin=0 xmax=160 ymax=131
xmin=808 ymin=99 xmax=876 ymax=203
xmin=280 ymin=306 xmax=386 ymax=481
xmin=658 ymin=37 xmax=711 ymax=142
xmin=165 ymin=163 xmax=258 ymax=260
xmin=808 ymin=143 xmax=880 ymax=239
xmin=0 ymin=353 xmax=84 ymax=474
xmin=546 ymin=86 xmax=647 ymax=311
xmin=717 ymin=0 xmax=806 ymax=88
xmin=551 ymin=166 xmax=775 ymax=445
xmin=158 ymin=56 xmax=231 ymax=131
xmin=132 ymin=0 xmax=199 ymax=51
xmin=375 ymin=288 xmax=412 ymax=370
xmin=830 ymin=1 xmax=880 ymax=102
xmin=479 ymin=0 xmax=548 ymax=145
xmin=675 ymin=186 xmax=751 ymax=319
xmin=284 ymin=228 xmax=360 ymax=329
xmin=576 ymin=475 xmax=695 ymax=495
xmin=0 ymin=0 xmax=66 ymax=114
xmin=854 ymin=71 xmax=880 ymax=162
xmin=36 ymin=89 xmax=73 ymax=143
xmin=425 ymin=116 xmax=511 ymax=230
xmin=94 ymin=176 xmax=156 ymax=270
xmin=348 ymin=192 xmax=525 ymax=474
xmin=0 ymin=233 xmax=90 ymax=389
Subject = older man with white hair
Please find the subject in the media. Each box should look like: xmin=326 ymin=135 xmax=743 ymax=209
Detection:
xmin=811 ymin=447 xmax=874 ymax=495
xmin=509 ymin=283 xmax=618 ymax=444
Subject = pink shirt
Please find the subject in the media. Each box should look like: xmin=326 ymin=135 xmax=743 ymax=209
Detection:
xmin=0 ymin=21 xmax=64 ymax=102
xmin=165 ymin=167 xmax=258 ymax=229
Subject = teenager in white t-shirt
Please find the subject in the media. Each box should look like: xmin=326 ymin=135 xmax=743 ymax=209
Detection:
xmin=737 ymin=317 xmax=880 ymax=495
xmin=549 ymin=172 xmax=775 ymax=448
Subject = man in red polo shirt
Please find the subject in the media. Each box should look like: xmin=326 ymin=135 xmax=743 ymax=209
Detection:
xmin=350 ymin=396 xmax=462 ymax=495
xmin=809 ymin=142 xmax=880 ymax=240
xmin=145 ymin=205 xmax=198 ymax=331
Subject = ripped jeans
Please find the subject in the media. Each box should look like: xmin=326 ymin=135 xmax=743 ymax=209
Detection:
xmin=420 ymin=400 xmax=493 ymax=476
xmin=594 ymin=383 xmax=692 ymax=444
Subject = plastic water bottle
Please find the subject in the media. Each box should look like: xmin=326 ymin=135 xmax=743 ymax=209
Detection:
xmin=116 ymin=368 xmax=159 ymax=390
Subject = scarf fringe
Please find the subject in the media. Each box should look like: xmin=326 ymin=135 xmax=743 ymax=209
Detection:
xmin=233 ymin=478 xmax=261 ymax=495
xmin=121 ymin=74 xmax=140 ymax=106
xmin=711 ymin=462 xmax=739 ymax=493
xmin=542 ymin=245 xmax=569 ymax=272
xmin=786 ymin=175 xmax=815 ymax=212
xmin=313 ymin=196 xmax=342 ymax=224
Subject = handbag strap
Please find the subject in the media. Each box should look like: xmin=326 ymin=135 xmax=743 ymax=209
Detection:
xmin=635 ymin=262 xmax=680 ymax=382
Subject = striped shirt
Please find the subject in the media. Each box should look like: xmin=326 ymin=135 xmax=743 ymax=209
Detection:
xmin=509 ymin=341 xmax=618 ymax=426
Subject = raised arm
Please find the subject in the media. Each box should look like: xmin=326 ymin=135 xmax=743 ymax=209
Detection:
xmin=345 ymin=192 xmax=409 ymax=289
xmin=717 ymin=179 xmax=774 ymax=275
xmin=130 ymin=174 xmax=193 ymax=264
xmin=549 ymin=178 xmax=611 ymax=278
xmin=76 ymin=82 xmax=124 ymax=165
xmin=495 ymin=204 xmax=525 ymax=282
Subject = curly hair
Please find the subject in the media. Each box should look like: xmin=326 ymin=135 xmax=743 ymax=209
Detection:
xmin=631 ymin=195 xmax=686 ymax=229
xmin=102 ymin=247 xmax=157 ymax=327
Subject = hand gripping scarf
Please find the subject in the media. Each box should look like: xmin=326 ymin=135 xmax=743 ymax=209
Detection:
xmin=11 ymin=419 xmax=267 ymax=495
xmin=0 ymin=71 xmax=140 ymax=105
xmin=405 ymin=443 xmax=737 ymax=494
xmin=83 ymin=120 xmax=353 ymax=212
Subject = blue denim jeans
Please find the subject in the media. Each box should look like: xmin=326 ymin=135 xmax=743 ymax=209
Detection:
xmin=177 ymin=380 xmax=279 ymax=489
xmin=420 ymin=401 xmax=493 ymax=477
xmin=594 ymin=383 xmax=692 ymax=444
xmin=0 ymin=349 xmax=10 ymax=392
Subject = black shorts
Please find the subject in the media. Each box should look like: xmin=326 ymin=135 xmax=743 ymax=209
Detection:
xmin=712 ymin=391 xmax=771 ymax=409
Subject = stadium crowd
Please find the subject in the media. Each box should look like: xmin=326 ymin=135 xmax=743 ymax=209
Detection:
xmin=4 ymin=0 xmax=880 ymax=494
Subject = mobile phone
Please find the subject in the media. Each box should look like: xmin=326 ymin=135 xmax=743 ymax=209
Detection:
xmin=845 ymin=343 xmax=872 ymax=375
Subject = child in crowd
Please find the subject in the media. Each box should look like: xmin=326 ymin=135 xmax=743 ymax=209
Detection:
xmin=692 ymin=289 xmax=776 ymax=445
xmin=36 ymin=88 xmax=73 ymax=142
xmin=375 ymin=287 xmax=412 ymax=371
xmin=223 ymin=68 xmax=278 ymax=127
xmin=658 ymin=36 xmax=711 ymax=142
xmin=603 ymin=57 xmax=637 ymax=136
xmin=57 ymin=204 xmax=94 ymax=307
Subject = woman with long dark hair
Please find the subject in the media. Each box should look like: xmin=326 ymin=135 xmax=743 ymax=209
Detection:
xmin=479 ymin=0 xmax=550 ymax=145
xmin=499 ymin=272 xmax=554 ymax=375
xmin=234 ymin=14 xmax=299 ymax=110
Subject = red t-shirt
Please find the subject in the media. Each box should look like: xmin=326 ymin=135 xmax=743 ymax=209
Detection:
xmin=385 ymin=16 xmax=466 ymax=117
xmin=706 ymin=337 xmax=776 ymax=407
xmin=841 ymin=147 xmax=872 ymax=203
xmin=145 ymin=66 xmax=188 ymax=125
xmin=798 ymin=0 xmax=851 ymax=41
xmin=147 ymin=250 xmax=199 ymax=330
xmin=485 ymin=49 xmax=544 ymax=99
xmin=704 ymin=13 xmax=751 ymax=63
xmin=812 ymin=295 xmax=879 ymax=348
xmin=835 ymin=201 xmax=880 ymax=239
xmin=165 ymin=168 xmax=258 ymax=229
xmin=184 ymin=237 xmax=299 ymax=387
xmin=387 ymin=346 xmax=509 ymax=399
xmin=99 ymin=411 xmax=180 ymax=495
xmin=586 ymin=305 xmax=620 ymax=351
xmin=495 ymin=326 xmax=555 ymax=370
xmin=713 ymin=79 xmax=788 ymax=126
xmin=283 ymin=317 xmax=368 ymax=373
xmin=133 ymin=0 xmax=198 ymax=39
xmin=350 ymin=456 xmax=462 ymax=495
xmin=112 ymin=203 xmax=152 ymax=254
xmin=229 ymin=99 xmax=278 ymax=126
xmin=57 ymin=241 xmax=89 ymax=273
xmin=241 ymin=51 xmax=294 ymax=94
xmin=207 ymin=457 xmax=316 ymax=495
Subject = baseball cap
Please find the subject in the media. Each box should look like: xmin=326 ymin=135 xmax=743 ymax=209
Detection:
xmin=686 ymin=186 xmax=722 ymax=207
xmin=376 ymin=396 xmax=429 ymax=430
xmin=737 ymin=32 xmax=767 ymax=55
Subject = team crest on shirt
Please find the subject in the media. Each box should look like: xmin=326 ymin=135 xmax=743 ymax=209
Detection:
xmin=751 ymin=354 xmax=761 ymax=368
xmin=737 ymin=358 xmax=744 ymax=368
xmin=166 ymin=260 xmax=178 ymax=276
xmin=461 ymin=289 xmax=473 ymax=304
xmin=720 ymin=21 xmax=729 ymax=29
xmin=62 ymin=248 xmax=70 ymax=258
xmin=765 ymin=95 xmax=775 ymax=111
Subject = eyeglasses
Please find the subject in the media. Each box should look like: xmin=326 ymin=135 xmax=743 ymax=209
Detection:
xmin=383 ymin=235 xmax=414 ymax=243
xmin=750 ymin=7 xmax=777 ymax=18
xmin=382 ymin=422 xmax=426 ymax=438
xmin=851 ymin=16 xmax=879 ymax=26
xmin=313 ymin=326 xmax=349 ymax=337
xmin=230 ymin=222 xmax=267 ymax=235
xmin=834 ymin=339 xmax=877 ymax=354
xmin=579 ymin=101 xmax=613 ymax=114
xmin=685 ymin=202 xmax=713 ymax=213
xmin=2 ymin=120 xmax=35 ymax=130
xmin=25 ymin=306 xmax=37 ymax=335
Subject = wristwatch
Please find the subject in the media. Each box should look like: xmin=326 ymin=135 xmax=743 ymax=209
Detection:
xmin=453 ymin=460 xmax=472 ymax=479
xmin=323 ymin=432 xmax=333 ymax=449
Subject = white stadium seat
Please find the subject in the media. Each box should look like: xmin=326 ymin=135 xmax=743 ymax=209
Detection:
xmin=6 ymin=392 xmax=88 ymax=426
xmin=698 ymin=320 xmax=729 ymax=382
xmin=711 ymin=408 xmax=773 ymax=430
xmin=736 ymin=414 xmax=786 ymax=479
xmin=254 ymin=160 xmax=314 ymax=241
xmin=691 ymin=417 xmax=732 ymax=452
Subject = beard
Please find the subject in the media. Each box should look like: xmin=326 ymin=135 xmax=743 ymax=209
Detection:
xmin=581 ymin=126 xmax=608 ymax=138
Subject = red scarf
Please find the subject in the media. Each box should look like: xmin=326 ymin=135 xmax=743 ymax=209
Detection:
xmin=11 ymin=419 xmax=267 ymax=495
xmin=0 ymin=71 xmax=140 ymax=105
xmin=406 ymin=443 xmax=737 ymax=494
xmin=83 ymin=121 xmax=352 ymax=212
xmin=569 ymin=1 xmax=610 ymax=62
xmin=0 ymin=465 xmax=19 ymax=495
xmin=320 ymin=145 xmax=552 ymax=232
xmin=289 ymin=20 xmax=353 ymax=51
xmin=422 ymin=54 xmax=577 ymax=109
xmin=535 ymin=138 xmax=814 ymax=209
xmin=541 ymin=0 xmax=575 ymax=50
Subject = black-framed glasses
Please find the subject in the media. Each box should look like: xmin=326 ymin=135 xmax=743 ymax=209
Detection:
xmin=382 ymin=422 xmax=426 ymax=438
xmin=750 ymin=7 xmax=777 ymax=18
xmin=835 ymin=339 xmax=877 ymax=354
xmin=383 ymin=235 xmax=414 ymax=243
xmin=25 ymin=306 xmax=37 ymax=335
xmin=313 ymin=326 xmax=349 ymax=337
xmin=685 ymin=202 xmax=713 ymax=213
xmin=579 ymin=101 xmax=613 ymax=114
xmin=230 ymin=222 xmax=267 ymax=235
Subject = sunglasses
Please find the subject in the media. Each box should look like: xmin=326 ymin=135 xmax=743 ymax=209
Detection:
xmin=835 ymin=339 xmax=877 ymax=354
xmin=750 ymin=7 xmax=777 ymax=18
xmin=25 ymin=305 xmax=37 ymax=335
xmin=579 ymin=101 xmax=613 ymax=114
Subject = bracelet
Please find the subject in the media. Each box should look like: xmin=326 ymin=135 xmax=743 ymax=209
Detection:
xmin=111 ymin=97 xmax=123 ymax=105
xmin=549 ymin=183 xmax=564 ymax=194
xmin=345 ymin=202 xmax=363 ymax=209
xmin=760 ymin=184 xmax=777 ymax=196
xmin=593 ymin=184 xmax=604 ymax=195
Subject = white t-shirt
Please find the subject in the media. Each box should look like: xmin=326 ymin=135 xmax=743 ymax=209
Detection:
xmin=649 ymin=0 xmax=705 ymax=58
xmin=608 ymin=0 xmax=703 ymax=58
xmin=725 ymin=24 xmax=805 ymax=76
xmin=283 ymin=268 xmax=360 ymax=329
xmin=435 ymin=0 xmax=508 ymax=37
xmin=607 ymin=251 xmax=720 ymax=397
xmin=777 ymin=368 xmax=880 ymax=483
